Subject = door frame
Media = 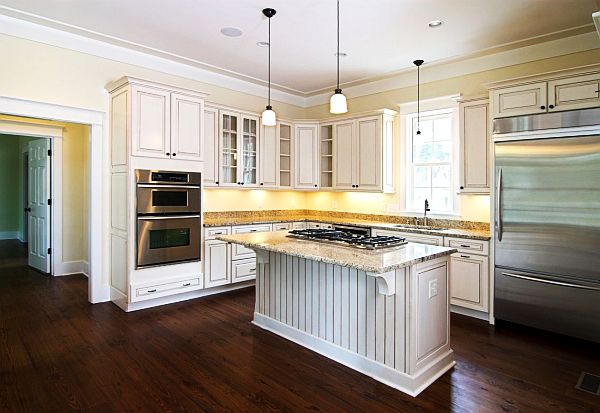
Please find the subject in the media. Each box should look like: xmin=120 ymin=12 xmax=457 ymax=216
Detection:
xmin=0 ymin=96 xmax=108 ymax=303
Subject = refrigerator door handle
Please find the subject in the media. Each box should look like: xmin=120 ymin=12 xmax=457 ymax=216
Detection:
xmin=496 ymin=168 xmax=503 ymax=242
xmin=501 ymin=272 xmax=600 ymax=291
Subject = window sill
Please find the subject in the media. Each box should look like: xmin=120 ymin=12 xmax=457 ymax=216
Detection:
xmin=401 ymin=210 xmax=461 ymax=218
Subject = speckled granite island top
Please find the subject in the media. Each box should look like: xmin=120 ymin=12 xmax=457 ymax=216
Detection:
xmin=217 ymin=231 xmax=457 ymax=274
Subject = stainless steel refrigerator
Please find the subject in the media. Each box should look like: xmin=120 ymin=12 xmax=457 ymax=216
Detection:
xmin=493 ymin=108 xmax=600 ymax=343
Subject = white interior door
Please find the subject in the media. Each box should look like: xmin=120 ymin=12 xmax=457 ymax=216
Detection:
xmin=27 ymin=139 xmax=51 ymax=273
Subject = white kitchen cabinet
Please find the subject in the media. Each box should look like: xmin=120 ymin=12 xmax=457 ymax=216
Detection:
xmin=272 ymin=222 xmax=292 ymax=231
xmin=291 ymin=222 xmax=308 ymax=230
xmin=204 ymin=239 xmax=231 ymax=288
xmin=131 ymin=84 xmax=171 ymax=158
xmin=294 ymin=123 xmax=320 ymax=190
xmin=306 ymin=222 xmax=333 ymax=229
xmin=372 ymin=229 xmax=444 ymax=246
xmin=203 ymin=106 xmax=219 ymax=186
xmin=491 ymin=82 xmax=547 ymax=118
xmin=320 ymin=124 xmax=333 ymax=189
xmin=333 ymin=114 xmax=393 ymax=192
xmin=170 ymin=93 xmax=204 ymax=161
xmin=218 ymin=111 xmax=260 ymax=188
xmin=231 ymin=224 xmax=272 ymax=260
xmin=458 ymin=98 xmax=490 ymax=194
xmin=278 ymin=122 xmax=293 ymax=188
xmin=548 ymin=73 xmax=600 ymax=112
xmin=232 ymin=258 xmax=257 ymax=283
xmin=449 ymin=253 xmax=489 ymax=312
xmin=260 ymin=124 xmax=278 ymax=188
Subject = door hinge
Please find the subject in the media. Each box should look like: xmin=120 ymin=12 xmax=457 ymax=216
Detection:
xmin=48 ymin=149 xmax=52 ymax=156
xmin=48 ymin=199 xmax=52 ymax=206
xmin=48 ymin=248 xmax=52 ymax=255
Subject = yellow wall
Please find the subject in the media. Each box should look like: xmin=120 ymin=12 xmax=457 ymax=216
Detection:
xmin=0 ymin=115 xmax=89 ymax=263
xmin=203 ymin=189 xmax=306 ymax=212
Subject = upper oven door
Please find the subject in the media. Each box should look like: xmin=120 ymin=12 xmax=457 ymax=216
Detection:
xmin=137 ymin=185 xmax=201 ymax=215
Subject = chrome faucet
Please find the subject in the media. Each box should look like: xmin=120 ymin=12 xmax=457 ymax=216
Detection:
xmin=423 ymin=199 xmax=431 ymax=226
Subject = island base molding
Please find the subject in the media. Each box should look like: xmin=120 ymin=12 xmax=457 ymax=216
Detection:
xmin=253 ymin=314 xmax=455 ymax=396
xmin=252 ymin=251 xmax=455 ymax=396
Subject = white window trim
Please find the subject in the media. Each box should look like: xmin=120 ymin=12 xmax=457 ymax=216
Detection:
xmin=400 ymin=106 xmax=461 ymax=217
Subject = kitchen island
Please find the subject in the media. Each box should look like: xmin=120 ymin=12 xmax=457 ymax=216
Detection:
xmin=217 ymin=231 xmax=457 ymax=396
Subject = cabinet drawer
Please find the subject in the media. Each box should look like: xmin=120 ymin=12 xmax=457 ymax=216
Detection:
xmin=205 ymin=226 xmax=231 ymax=240
xmin=232 ymin=258 xmax=257 ymax=282
xmin=291 ymin=222 xmax=308 ymax=230
xmin=133 ymin=277 xmax=200 ymax=302
xmin=450 ymin=253 xmax=489 ymax=312
xmin=231 ymin=224 xmax=272 ymax=259
xmin=445 ymin=237 xmax=489 ymax=256
xmin=272 ymin=222 xmax=292 ymax=231
xmin=307 ymin=222 xmax=333 ymax=229
xmin=372 ymin=229 xmax=443 ymax=246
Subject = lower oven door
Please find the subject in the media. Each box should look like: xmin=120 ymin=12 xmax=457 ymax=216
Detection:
xmin=137 ymin=215 xmax=201 ymax=268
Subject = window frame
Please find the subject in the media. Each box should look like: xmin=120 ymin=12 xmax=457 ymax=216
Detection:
xmin=403 ymin=107 xmax=460 ymax=216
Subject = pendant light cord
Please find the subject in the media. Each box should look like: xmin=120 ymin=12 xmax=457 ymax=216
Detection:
xmin=336 ymin=0 xmax=340 ymax=90
xmin=417 ymin=63 xmax=420 ymax=133
xmin=268 ymin=16 xmax=271 ymax=107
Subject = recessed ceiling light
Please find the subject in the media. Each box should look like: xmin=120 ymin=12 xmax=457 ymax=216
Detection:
xmin=220 ymin=27 xmax=243 ymax=37
xmin=257 ymin=41 xmax=270 ymax=47
xmin=428 ymin=20 xmax=443 ymax=28
xmin=334 ymin=52 xmax=348 ymax=57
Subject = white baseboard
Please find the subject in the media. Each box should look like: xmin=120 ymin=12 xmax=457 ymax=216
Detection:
xmin=57 ymin=260 xmax=89 ymax=276
xmin=0 ymin=231 xmax=19 ymax=240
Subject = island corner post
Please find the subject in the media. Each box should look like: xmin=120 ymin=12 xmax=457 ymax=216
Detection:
xmin=242 ymin=243 xmax=456 ymax=397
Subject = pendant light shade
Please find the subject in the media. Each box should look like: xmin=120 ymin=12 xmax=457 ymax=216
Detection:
xmin=262 ymin=8 xmax=277 ymax=126
xmin=330 ymin=0 xmax=348 ymax=114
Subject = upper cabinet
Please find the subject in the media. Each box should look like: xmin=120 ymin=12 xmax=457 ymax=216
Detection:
xmin=278 ymin=122 xmax=293 ymax=188
xmin=107 ymin=77 xmax=207 ymax=161
xmin=203 ymin=106 xmax=219 ymax=186
xmin=489 ymin=66 xmax=600 ymax=118
xmin=332 ymin=113 xmax=394 ymax=193
xmin=458 ymin=98 xmax=490 ymax=194
xmin=294 ymin=123 xmax=320 ymax=190
xmin=260 ymin=124 xmax=278 ymax=188
xmin=218 ymin=111 xmax=260 ymax=188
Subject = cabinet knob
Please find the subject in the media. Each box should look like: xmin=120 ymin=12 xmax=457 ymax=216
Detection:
xmin=314 ymin=184 xmax=318 ymax=187
xmin=172 ymin=153 xmax=177 ymax=157
xmin=241 ymin=182 xmax=244 ymax=185
xmin=166 ymin=152 xmax=170 ymax=156
xmin=460 ymin=186 xmax=464 ymax=190
xmin=216 ymin=181 xmax=219 ymax=185
xmin=260 ymin=183 xmax=264 ymax=186
xmin=540 ymin=105 xmax=546 ymax=110
xmin=548 ymin=105 xmax=554 ymax=109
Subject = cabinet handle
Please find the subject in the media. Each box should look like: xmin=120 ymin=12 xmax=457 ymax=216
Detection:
xmin=147 ymin=289 xmax=157 ymax=293
xmin=460 ymin=244 xmax=471 ymax=248
xmin=548 ymin=105 xmax=554 ymax=109
xmin=250 ymin=229 xmax=257 ymax=232
xmin=250 ymin=268 xmax=256 ymax=272
xmin=540 ymin=105 xmax=546 ymax=110
xmin=460 ymin=255 xmax=471 ymax=259
xmin=213 ymin=231 xmax=223 ymax=235
xmin=182 ymin=282 xmax=191 ymax=287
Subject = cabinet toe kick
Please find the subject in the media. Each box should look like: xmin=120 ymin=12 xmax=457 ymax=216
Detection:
xmin=372 ymin=270 xmax=396 ymax=296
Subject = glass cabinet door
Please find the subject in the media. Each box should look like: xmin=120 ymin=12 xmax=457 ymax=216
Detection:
xmin=220 ymin=112 xmax=238 ymax=185
xmin=241 ymin=116 xmax=258 ymax=185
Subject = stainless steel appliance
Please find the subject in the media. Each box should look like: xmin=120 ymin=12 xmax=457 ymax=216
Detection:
xmin=136 ymin=170 xmax=202 ymax=268
xmin=493 ymin=108 xmax=600 ymax=342
xmin=287 ymin=229 xmax=407 ymax=250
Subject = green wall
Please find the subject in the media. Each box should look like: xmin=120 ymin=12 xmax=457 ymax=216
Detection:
xmin=0 ymin=134 xmax=21 ymax=234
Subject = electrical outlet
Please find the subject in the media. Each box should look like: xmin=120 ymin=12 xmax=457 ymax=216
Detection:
xmin=332 ymin=200 xmax=338 ymax=210
xmin=428 ymin=279 xmax=438 ymax=299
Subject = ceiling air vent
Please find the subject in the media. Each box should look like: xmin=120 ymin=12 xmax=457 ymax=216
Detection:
xmin=594 ymin=12 xmax=600 ymax=39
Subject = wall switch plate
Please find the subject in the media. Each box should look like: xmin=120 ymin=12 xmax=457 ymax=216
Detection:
xmin=428 ymin=279 xmax=438 ymax=299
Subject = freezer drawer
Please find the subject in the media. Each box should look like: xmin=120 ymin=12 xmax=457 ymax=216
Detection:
xmin=495 ymin=267 xmax=600 ymax=343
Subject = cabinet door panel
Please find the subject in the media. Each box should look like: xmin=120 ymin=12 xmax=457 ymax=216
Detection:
xmin=333 ymin=121 xmax=354 ymax=190
xmin=232 ymin=258 xmax=257 ymax=282
xmin=450 ymin=254 xmax=489 ymax=312
xmin=459 ymin=100 xmax=489 ymax=193
xmin=548 ymin=74 xmax=600 ymax=111
xmin=241 ymin=115 xmax=259 ymax=186
xmin=171 ymin=93 xmax=203 ymax=161
xmin=219 ymin=111 xmax=241 ymax=187
xmin=294 ymin=125 xmax=319 ymax=189
xmin=492 ymin=83 xmax=547 ymax=118
xmin=356 ymin=116 xmax=382 ymax=191
xmin=260 ymin=124 xmax=278 ymax=187
xmin=131 ymin=85 xmax=170 ymax=157
xmin=203 ymin=107 xmax=219 ymax=186
xmin=205 ymin=240 xmax=230 ymax=288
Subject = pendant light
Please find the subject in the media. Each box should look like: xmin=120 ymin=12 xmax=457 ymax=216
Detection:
xmin=413 ymin=59 xmax=424 ymax=135
xmin=261 ymin=8 xmax=277 ymax=126
xmin=330 ymin=0 xmax=348 ymax=114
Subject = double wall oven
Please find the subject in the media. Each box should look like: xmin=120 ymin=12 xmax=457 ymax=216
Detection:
xmin=136 ymin=170 xmax=202 ymax=268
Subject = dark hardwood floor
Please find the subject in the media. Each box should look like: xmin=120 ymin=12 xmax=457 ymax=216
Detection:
xmin=1 ymin=239 xmax=598 ymax=412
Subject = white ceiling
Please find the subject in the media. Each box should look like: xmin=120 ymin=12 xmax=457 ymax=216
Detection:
xmin=0 ymin=0 xmax=598 ymax=95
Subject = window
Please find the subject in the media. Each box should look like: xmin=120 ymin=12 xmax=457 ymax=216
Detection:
xmin=405 ymin=109 xmax=456 ymax=214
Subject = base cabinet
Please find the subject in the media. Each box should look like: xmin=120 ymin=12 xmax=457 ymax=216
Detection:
xmin=449 ymin=253 xmax=489 ymax=312
xmin=205 ymin=239 xmax=231 ymax=288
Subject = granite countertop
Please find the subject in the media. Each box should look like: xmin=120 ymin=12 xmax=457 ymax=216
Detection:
xmin=204 ymin=215 xmax=491 ymax=241
xmin=217 ymin=231 xmax=457 ymax=273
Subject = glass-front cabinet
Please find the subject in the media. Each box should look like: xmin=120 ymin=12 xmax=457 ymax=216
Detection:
xmin=218 ymin=110 xmax=259 ymax=187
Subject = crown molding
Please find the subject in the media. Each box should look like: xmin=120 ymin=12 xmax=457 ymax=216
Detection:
xmin=0 ymin=11 xmax=307 ymax=107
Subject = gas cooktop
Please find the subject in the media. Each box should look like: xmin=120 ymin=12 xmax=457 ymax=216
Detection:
xmin=287 ymin=229 xmax=407 ymax=250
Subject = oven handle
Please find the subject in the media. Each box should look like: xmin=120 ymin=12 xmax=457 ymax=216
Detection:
xmin=137 ymin=184 xmax=200 ymax=189
xmin=137 ymin=215 xmax=201 ymax=220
